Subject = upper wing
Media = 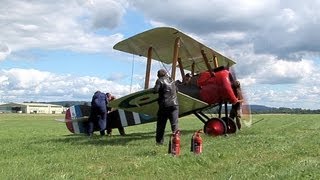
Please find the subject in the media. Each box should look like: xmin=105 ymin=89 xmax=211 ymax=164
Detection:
xmin=113 ymin=27 xmax=235 ymax=74
xmin=108 ymin=88 xmax=209 ymax=117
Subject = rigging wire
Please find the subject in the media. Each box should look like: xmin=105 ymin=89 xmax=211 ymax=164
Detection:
xmin=152 ymin=48 xmax=171 ymax=76
xmin=124 ymin=40 xmax=136 ymax=93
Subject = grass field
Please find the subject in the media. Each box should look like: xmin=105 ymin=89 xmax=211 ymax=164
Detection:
xmin=0 ymin=113 xmax=319 ymax=179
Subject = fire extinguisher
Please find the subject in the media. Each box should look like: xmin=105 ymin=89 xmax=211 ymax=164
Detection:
xmin=168 ymin=130 xmax=180 ymax=156
xmin=191 ymin=129 xmax=203 ymax=154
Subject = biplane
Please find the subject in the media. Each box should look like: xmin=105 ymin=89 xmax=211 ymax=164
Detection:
xmin=61 ymin=27 xmax=251 ymax=136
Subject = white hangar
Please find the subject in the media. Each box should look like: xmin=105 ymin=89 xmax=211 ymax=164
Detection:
xmin=0 ymin=103 xmax=65 ymax=114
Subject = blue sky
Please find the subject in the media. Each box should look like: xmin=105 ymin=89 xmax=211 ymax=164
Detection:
xmin=1 ymin=0 xmax=320 ymax=109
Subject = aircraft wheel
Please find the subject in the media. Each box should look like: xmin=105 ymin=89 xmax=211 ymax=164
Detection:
xmin=221 ymin=117 xmax=237 ymax=134
xmin=204 ymin=118 xmax=226 ymax=136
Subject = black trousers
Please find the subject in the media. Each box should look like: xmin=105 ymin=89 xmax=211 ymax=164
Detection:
xmin=156 ymin=106 xmax=179 ymax=144
xmin=230 ymin=102 xmax=241 ymax=129
xmin=87 ymin=111 xmax=107 ymax=135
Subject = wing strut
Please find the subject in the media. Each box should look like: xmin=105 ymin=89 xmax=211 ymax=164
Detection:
xmin=177 ymin=58 xmax=185 ymax=80
xmin=145 ymin=47 xmax=153 ymax=89
xmin=213 ymin=55 xmax=219 ymax=68
xmin=171 ymin=37 xmax=180 ymax=80
xmin=191 ymin=62 xmax=195 ymax=76
xmin=201 ymin=50 xmax=214 ymax=76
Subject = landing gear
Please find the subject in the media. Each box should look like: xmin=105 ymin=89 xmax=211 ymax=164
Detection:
xmin=195 ymin=102 xmax=238 ymax=137
xmin=203 ymin=117 xmax=237 ymax=136
xmin=203 ymin=118 xmax=227 ymax=136
xmin=203 ymin=118 xmax=226 ymax=136
xmin=221 ymin=117 xmax=237 ymax=134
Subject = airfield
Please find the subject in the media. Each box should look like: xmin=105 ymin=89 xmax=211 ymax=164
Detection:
xmin=0 ymin=113 xmax=318 ymax=179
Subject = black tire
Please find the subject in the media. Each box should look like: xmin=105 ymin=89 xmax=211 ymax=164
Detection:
xmin=221 ymin=117 xmax=237 ymax=134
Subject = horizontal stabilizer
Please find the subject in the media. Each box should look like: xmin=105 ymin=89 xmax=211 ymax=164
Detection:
xmin=55 ymin=117 xmax=89 ymax=123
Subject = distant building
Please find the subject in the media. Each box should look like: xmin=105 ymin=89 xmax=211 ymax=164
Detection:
xmin=0 ymin=103 xmax=65 ymax=114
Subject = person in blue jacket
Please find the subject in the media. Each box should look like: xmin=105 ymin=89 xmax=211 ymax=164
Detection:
xmin=87 ymin=91 xmax=109 ymax=136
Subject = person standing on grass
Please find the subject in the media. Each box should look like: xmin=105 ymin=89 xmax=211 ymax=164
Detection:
xmin=106 ymin=94 xmax=126 ymax=136
xmin=230 ymin=80 xmax=243 ymax=130
xmin=87 ymin=91 xmax=109 ymax=136
xmin=153 ymin=69 xmax=179 ymax=145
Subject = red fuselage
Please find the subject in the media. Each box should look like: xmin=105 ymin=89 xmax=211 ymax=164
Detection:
xmin=198 ymin=69 xmax=237 ymax=105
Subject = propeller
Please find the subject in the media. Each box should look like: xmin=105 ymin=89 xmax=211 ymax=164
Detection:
xmin=229 ymin=67 xmax=252 ymax=127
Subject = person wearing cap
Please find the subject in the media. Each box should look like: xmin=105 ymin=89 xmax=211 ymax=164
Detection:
xmin=153 ymin=69 xmax=179 ymax=145
xmin=176 ymin=73 xmax=191 ymax=85
xmin=183 ymin=73 xmax=192 ymax=85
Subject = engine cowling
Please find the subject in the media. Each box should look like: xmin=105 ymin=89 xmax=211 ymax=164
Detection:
xmin=198 ymin=69 xmax=237 ymax=105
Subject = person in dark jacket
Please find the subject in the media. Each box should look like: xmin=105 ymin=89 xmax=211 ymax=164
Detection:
xmin=153 ymin=69 xmax=179 ymax=144
xmin=230 ymin=80 xmax=243 ymax=130
xmin=87 ymin=91 xmax=108 ymax=136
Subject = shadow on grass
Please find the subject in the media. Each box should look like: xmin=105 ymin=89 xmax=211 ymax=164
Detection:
xmin=45 ymin=129 xmax=200 ymax=146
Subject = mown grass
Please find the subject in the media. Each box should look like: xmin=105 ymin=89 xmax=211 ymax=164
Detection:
xmin=0 ymin=113 xmax=319 ymax=179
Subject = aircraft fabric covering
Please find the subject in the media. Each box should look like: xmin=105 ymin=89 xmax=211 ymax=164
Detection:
xmin=198 ymin=70 xmax=237 ymax=105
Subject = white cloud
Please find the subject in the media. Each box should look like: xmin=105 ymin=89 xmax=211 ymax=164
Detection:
xmin=256 ymin=59 xmax=315 ymax=84
xmin=277 ymin=8 xmax=299 ymax=33
xmin=0 ymin=0 xmax=128 ymax=61
xmin=0 ymin=68 xmax=142 ymax=102
xmin=246 ymin=84 xmax=320 ymax=110
xmin=0 ymin=43 xmax=11 ymax=61
xmin=130 ymin=0 xmax=320 ymax=59
xmin=87 ymin=0 xmax=128 ymax=29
